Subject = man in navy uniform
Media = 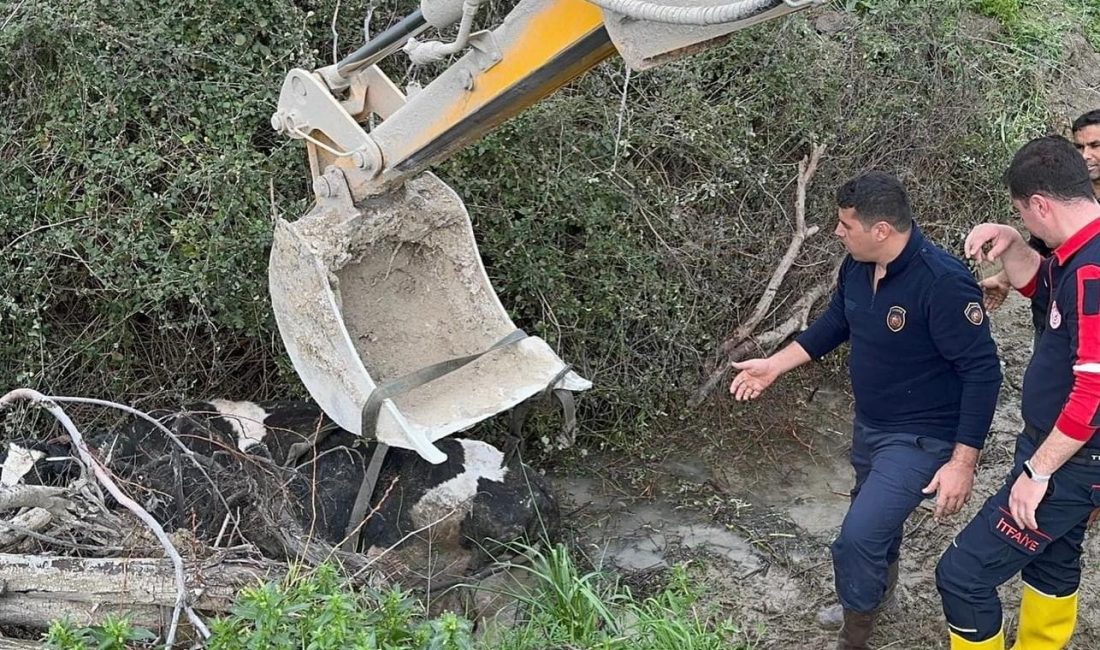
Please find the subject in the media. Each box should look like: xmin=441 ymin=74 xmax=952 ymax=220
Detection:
xmin=937 ymin=137 xmax=1100 ymax=649
xmin=731 ymin=171 xmax=1002 ymax=649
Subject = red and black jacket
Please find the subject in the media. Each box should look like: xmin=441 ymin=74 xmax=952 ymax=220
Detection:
xmin=1020 ymin=218 xmax=1100 ymax=445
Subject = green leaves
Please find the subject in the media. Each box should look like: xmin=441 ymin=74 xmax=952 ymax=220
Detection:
xmin=44 ymin=556 xmax=742 ymax=650
xmin=0 ymin=0 xmax=1091 ymax=439
xmin=0 ymin=0 xmax=318 ymax=396
xmin=164 ymin=566 xmax=466 ymax=650
xmin=45 ymin=616 xmax=154 ymax=650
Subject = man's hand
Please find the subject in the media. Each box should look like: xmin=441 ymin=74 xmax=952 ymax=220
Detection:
xmin=729 ymin=358 xmax=781 ymax=401
xmin=979 ymin=272 xmax=1011 ymax=311
xmin=922 ymin=459 xmax=975 ymax=520
xmin=1009 ymin=472 xmax=1048 ymax=530
xmin=965 ymin=223 xmax=1024 ymax=263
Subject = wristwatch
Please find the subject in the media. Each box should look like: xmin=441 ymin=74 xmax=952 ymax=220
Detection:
xmin=1023 ymin=459 xmax=1052 ymax=483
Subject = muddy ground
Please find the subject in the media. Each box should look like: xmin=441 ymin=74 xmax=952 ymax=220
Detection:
xmin=549 ymin=292 xmax=1100 ymax=649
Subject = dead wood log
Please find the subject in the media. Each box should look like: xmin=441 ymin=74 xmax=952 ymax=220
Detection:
xmin=0 ymin=553 xmax=284 ymax=631
xmin=0 ymin=639 xmax=45 ymax=649
xmin=0 ymin=389 xmax=214 ymax=643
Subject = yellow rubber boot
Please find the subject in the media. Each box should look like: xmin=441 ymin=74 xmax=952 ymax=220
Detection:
xmin=951 ymin=629 xmax=1005 ymax=649
xmin=1011 ymin=584 xmax=1078 ymax=649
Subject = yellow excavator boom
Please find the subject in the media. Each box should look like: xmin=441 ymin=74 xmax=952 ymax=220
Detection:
xmin=269 ymin=0 xmax=819 ymax=463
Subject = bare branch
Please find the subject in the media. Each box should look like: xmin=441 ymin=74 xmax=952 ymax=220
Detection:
xmin=691 ymin=276 xmax=836 ymax=406
xmin=48 ymin=396 xmax=231 ymax=514
xmin=0 ymin=390 xmax=210 ymax=644
xmin=0 ymin=486 xmax=70 ymax=515
xmin=0 ymin=508 xmax=51 ymax=549
xmin=691 ymin=144 xmax=833 ymax=406
xmin=727 ymin=143 xmax=827 ymax=346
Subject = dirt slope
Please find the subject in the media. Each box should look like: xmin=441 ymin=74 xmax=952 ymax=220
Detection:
xmin=554 ymin=292 xmax=1100 ymax=649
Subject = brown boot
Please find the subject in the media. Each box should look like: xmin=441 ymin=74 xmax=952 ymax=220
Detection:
xmin=836 ymin=609 xmax=877 ymax=650
xmin=818 ymin=561 xmax=899 ymax=629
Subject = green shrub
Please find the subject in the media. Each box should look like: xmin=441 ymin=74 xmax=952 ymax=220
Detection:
xmin=0 ymin=0 xmax=326 ymax=398
xmin=45 ymin=615 xmax=155 ymax=650
xmin=1 ymin=0 xmax=1090 ymax=446
xmin=200 ymin=564 xmax=465 ymax=650
xmin=43 ymin=557 xmax=745 ymax=650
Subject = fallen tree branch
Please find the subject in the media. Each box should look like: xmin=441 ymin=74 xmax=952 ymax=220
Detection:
xmin=724 ymin=143 xmax=827 ymax=349
xmin=691 ymin=275 xmax=836 ymax=406
xmin=0 ymin=639 xmax=46 ymax=650
xmin=0 ymin=485 xmax=69 ymax=515
xmin=0 ymin=507 xmax=51 ymax=548
xmin=0 ymin=390 xmax=211 ymax=645
xmin=691 ymin=144 xmax=833 ymax=406
xmin=49 ymin=396 xmax=231 ymax=515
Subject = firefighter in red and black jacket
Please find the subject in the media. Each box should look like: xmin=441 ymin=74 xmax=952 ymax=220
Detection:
xmin=937 ymin=136 xmax=1100 ymax=650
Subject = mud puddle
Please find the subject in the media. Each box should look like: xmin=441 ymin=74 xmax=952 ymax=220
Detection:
xmin=551 ymin=294 xmax=1100 ymax=648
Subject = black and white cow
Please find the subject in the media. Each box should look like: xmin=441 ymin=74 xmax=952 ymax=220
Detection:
xmin=0 ymin=439 xmax=76 ymax=487
xmin=1 ymin=401 xmax=558 ymax=582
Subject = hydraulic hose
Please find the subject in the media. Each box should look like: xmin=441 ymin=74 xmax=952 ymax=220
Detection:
xmin=585 ymin=0 xmax=812 ymax=26
xmin=337 ymin=10 xmax=429 ymax=76
xmin=403 ymin=0 xmax=482 ymax=65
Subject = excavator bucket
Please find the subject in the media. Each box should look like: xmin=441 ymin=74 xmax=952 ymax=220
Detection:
xmin=269 ymin=170 xmax=590 ymax=464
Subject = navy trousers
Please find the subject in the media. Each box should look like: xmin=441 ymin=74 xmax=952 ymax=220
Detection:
xmin=936 ymin=433 xmax=1100 ymax=641
xmin=833 ymin=420 xmax=954 ymax=613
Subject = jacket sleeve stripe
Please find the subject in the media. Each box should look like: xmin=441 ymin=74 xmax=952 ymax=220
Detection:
xmin=1017 ymin=268 xmax=1039 ymax=298
xmin=1058 ymin=265 xmax=1100 ymax=437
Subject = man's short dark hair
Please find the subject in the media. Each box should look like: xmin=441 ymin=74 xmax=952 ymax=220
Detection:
xmin=1072 ymin=109 xmax=1100 ymax=133
xmin=1003 ymin=136 xmax=1094 ymax=203
xmin=835 ymin=171 xmax=913 ymax=232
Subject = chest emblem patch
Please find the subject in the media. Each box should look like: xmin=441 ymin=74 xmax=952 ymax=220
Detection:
xmin=886 ymin=306 xmax=906 ymax=332
xmin=1050 ymin=301 xmax=1062 ymax=330
xmin=965 ymin=302 xmax=984 ymax=326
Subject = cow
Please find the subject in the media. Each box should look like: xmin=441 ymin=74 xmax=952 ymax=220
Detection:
xmin=0 ymin=400 xmax=559 ymax=586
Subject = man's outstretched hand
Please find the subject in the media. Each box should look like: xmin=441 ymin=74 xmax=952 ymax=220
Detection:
xmin=729 ymin=358 xmax=780 ymax=401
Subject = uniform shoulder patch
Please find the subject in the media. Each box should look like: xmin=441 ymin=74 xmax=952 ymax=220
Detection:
xmin=1082 ymin=278 xmax=1100 ymax=316
xmin=964 ymin=302 xmax=984 ymax=326
xmin=886 ymin=306 xmax=906 ymax=332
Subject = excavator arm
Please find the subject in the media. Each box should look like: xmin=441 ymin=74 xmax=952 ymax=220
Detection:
xmin=273 ymin=0 xmax=812 ymax=200
xmin=268 ymin=0 xmax=818 ymax=464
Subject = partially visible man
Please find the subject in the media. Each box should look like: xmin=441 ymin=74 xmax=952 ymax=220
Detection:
xmin=730 ymin=172 xmax=1002 ymax=649
xmin=980 ymin=109 xmax=1100 ymax=318
xmin=1075 ymin=109 xmax=1100 ymax=190
xmin=936 ymin=136 xmax=1100 ymax=649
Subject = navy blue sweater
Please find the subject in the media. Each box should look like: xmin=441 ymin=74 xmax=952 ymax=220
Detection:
xmin=796 ymin=224 xmax=1002 ymax=449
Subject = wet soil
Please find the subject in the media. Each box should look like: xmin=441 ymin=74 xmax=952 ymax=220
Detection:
xmin=550 ymin=293 xmax=1100 ymax=649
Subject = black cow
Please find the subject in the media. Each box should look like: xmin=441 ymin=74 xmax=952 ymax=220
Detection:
xmin=2 ymin=400 xmax=558 ymax=582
